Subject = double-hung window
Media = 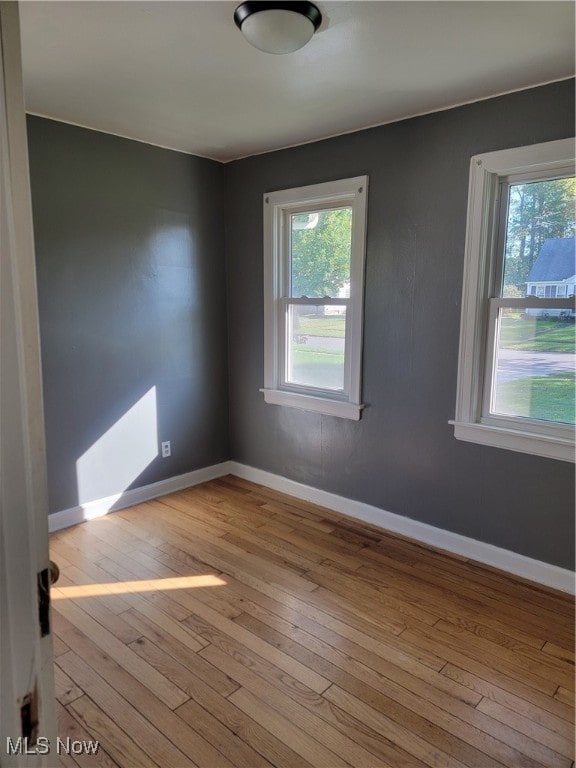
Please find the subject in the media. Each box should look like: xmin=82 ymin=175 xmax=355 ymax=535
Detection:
xmin=453 ymin=138 xmax=575 ymax=461
xmin=262 ymin=176 xmax=368 ymax=420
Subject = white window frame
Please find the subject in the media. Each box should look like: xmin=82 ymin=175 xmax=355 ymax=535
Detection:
xmin=261 ymin=176 xmax=368 ymax=420
xmin=452 ymin=138 xmax=575 ymax=462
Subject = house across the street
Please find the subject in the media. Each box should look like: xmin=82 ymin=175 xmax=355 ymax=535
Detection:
xmin=525 ymin=237 xmax=576 ymax=316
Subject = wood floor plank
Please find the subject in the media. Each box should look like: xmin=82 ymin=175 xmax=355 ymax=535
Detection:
xmin=125 ymin=507 xmax=313 ymax=596
xmin=167 ymin=488 xmax=279 ymax=533
xmin=321 ymin=684 xmax=472 ymax=768
xmin=176 ymin=672 xmax=317 ymax=768
xmin=355 ymin=556 xmax=556 ymax=650
xmin=323 ymin=683 xmax=552 ymax=768
xmin=312 ymin=577 xmax=439 ymax=630
xmin=221 ymin=522 xmax=332 ymax=567
xmin=55 ymin=573 xmax=142 ymax=644
xmin=213 ymin=478 xmax=335 ymax=524
xmin=221 ymin=531 xmax=315 ymax=576
xmin=120 ymin=608 xmax=239 ymax=697
xmin=49 ymin=477 xmax=575 ymax=768
xmin=556 ymin=687 xmax=576 ymax=707
xmin=434 ymin=618 xmax=574 ymax=691
xmin=200 ymin=644 xmax=393 ymax=768
xmin=183 ymin=698 xmax=317 ymax=768
xmin=476 ymin=697 xmax=575 ymax=759
xmin=56 ymin=526 xmax=137 ymax=565
xmin=315 ymin=553 xmax=569 ymax=650
xmin=54 ymin=665 xmax=84 ymax=706
xmin=543 ymin=641 xmax=576 ymax=664
xmin=412 ymin=554 xmax=575 ymax=617
xmin=441 ymin=663 xmax=575 ymax=733
xmin=127 ymin=498 xmax=320 ymax=593
xmin=50 ymin=539 xmax=118 ymax=575
xmin=56 ymin=634 xmax=238 ymax=768
xmin=64 ymin=520 xmax=137 ymax=560
xmin=221 ymin=573 xmax=444 ymax=671
xmin=235 ymin=608 xmax=481 ymax=709
xmin=58 ymin=564 xmax=133 ymax=615
xmin=62 ymin=698 xmax=147 ymax=768
xmin=179 ymin=599 xmax=331 ymax=694
xmin=94 ymin=507 xmax=167 ymax=549
xmin=260 ymin=500 xmax=338 ymax=533
xmin=198 ymin=629 xmax=442 ymax=768
xmin=52 ymin=594 xmax=189 ymax=710
xmin=96 ymin=545 xmax=243 ymax=621
xmin=230 ymin=613 xmax=568 ymax=768
xmin=228 ymin=687 xmax=352 ymax=768
xmin=174 ymin=696 xmax=275 ymax=768
xmin=53 ymin=633 xmax=71 ymax=658
xmin=402 ymin=623 xmax=561 ymax=697
xmin=326 ymin=664 xmax=506 ymax=768
xmin=57 ymin=652 xmax=195 ymax=767
xmin=57 ymin=701 xmax=121 ymax=768
xmin=87 ymin=551 xmax=204 ymax=629
xmin=407 ymin=626 xmax=556 ymax=703
xmin=179 ymin=547 xmax=408 ymax=642
xmin=129 ymin=637 xmax=274 ymax=768
xmin=254 ymin=521 xmax=378 ymax=571
xmin=223 ymin=610 xmax=476 ymax=768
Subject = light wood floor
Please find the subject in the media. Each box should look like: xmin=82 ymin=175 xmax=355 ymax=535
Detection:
xmin=50 ymin=475 xmax=575 ymax=768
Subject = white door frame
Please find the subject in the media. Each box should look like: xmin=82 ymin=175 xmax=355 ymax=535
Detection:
xmin=0 ymin=2 xmax=56 ymax=765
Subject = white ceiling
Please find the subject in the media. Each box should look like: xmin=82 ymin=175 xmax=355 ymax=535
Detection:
xmin=19 ymin=1 xmax=575 ymax=162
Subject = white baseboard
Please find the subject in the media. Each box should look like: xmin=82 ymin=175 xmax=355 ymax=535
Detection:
xmin=228 ymin=461 xmax=575 ymax=595
xmin=48 ymin=458 xmax=575 ymax=594
xmin=48 ymin=461 xmax=234 ymax=533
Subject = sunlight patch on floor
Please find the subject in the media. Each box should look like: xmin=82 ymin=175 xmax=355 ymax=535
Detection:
xmin=51 ymin=574 xmax=226 ymax=599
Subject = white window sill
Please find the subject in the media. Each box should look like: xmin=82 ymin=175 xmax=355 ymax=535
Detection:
xmin=261 ymin=388 xmax=363 ymax=420
xmin=450 ymin=420 xmax=575 ymax=462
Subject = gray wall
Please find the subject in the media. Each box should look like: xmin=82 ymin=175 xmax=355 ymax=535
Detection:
xmin=28 ymin=81 xmax=574 ymax=570
xmin=27 ymin=117 xmax=229 ymax=515
xmin=224 ymin=79 xmax=575 ymax=570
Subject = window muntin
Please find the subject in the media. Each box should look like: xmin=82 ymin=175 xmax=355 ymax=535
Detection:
xmin=262 ymin=177 xmax=368 ymax=420
xmin=453 ymin=139 xmax=575 ymax=462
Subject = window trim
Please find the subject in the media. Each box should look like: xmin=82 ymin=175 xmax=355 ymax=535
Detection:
xmin=261 ymin=176 xmax=368 ymax=420
xmin=452 ymin=138 xmax=575 ymax=462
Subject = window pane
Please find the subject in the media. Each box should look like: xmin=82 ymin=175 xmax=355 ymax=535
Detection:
xmin=501 ymin=177 xmax=575 ymax=298
xmin=492 ymin=308 xmax=575 ymax=424
xmin=286 ymin=304 xmax=346 ymax=391
xmin=290 ymin=208 xmax=352 ymax=298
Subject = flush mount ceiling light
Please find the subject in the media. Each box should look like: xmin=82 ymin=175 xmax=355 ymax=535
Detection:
xmin=234 ymin=1 xmax=322 ymax=55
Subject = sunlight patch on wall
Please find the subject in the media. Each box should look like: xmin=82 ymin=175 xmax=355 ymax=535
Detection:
xmin=76 ymin=386 xmax=158 ymax=516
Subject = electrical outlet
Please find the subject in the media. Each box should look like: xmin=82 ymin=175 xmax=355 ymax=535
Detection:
xmin=161 ymin=441 xmax=171 ymax=458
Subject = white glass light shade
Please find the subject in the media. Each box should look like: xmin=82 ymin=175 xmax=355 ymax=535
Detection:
xmin=240 ymin=9 xmax=315 ymax=54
